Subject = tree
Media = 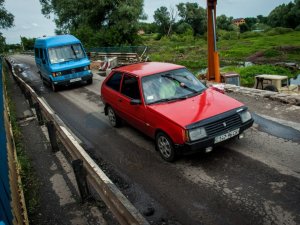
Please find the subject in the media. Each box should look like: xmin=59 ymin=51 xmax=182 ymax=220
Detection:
xmin=239 ymin=23 xmax=250 ymax=33
xmin=244 ymin=17 xmax=258 ymax=30
xmin=257 ymin=15 xmax=268 ymax=24
xmin=0 ymin=0 xmax=14 ymax=52
xmin=176 ymin=3 xmax=207 ymax=36
xmin=20 ymin=37 xmax=36 ymax=51
xmin=217 ymin=14 xmax=234 ymax=31
xmin=0 ymin=0 xmax=14 ymax=29
xmin=39 ymin=0 xmax=144 ymax=46
xmin=267 ymin=0 xmax=300 ymax=29
xmin=153 ymin=7 xmax=171 ymax=36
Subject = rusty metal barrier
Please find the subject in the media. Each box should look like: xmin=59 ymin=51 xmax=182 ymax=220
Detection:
xmin=1 ymin=58 xmax=29 ymax=225
xmin=5 ymin=57 xmax=150 ymax=225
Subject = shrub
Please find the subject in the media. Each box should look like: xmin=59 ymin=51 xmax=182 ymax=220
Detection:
xmin=266 ymin=27 xmax=294 ymax=36
xmin=240 ymin=31 xmax=264 ymax=39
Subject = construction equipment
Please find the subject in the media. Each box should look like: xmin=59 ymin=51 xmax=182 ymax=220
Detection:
xmin=206 ymin=0 xmax=221 ymax=83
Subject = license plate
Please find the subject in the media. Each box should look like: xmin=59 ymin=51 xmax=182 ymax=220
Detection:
xmin=70 ymin=77 xmax=81 ymax=83
xmin=214 ymin=128 xmax=240 ymax=144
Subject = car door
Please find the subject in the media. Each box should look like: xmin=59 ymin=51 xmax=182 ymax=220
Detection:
xmin=103 ymin=71 xmax=123 ymax=114
xmin=118 ymin=74 xmax=148 ymax=133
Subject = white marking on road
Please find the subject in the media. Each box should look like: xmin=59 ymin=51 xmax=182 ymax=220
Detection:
xmin=50 ymin=172 xmax=76 ymax=206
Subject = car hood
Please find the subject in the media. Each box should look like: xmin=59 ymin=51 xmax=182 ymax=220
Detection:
xmin=147 ymin=88 xmax=244 ymax=128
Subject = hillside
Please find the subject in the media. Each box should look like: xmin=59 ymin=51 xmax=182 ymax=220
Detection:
xmin=143 ymin=30 xmax=300 ymax=71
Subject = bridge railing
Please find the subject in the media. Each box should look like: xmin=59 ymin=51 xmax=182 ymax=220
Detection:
xmin=1 ymin=57 xmax=29 ymax=225
xmin=4 ymin=57 xmax=150 ymax=225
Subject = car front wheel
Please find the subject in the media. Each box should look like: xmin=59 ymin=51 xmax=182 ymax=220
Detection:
xmin=155 ymin=132 xmax=177 ymax=162
xmin=107 ymin=106 xmax=121 ymax=127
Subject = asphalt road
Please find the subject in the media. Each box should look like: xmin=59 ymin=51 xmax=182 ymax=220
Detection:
xmin=9 ymin=54 xmax=300 ymax=225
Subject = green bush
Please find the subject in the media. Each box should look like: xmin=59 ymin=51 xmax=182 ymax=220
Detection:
xmin=266 ymin=27 xmax=294 ymax=36
xmin=240 ymin=31 xmax=264 ymax=39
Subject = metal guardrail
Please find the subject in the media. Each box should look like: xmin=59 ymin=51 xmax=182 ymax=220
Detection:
xmin=5 ymin=57 xmax=150 ymax=225
xmin=1 ymin=58 xmax=29 ymax=225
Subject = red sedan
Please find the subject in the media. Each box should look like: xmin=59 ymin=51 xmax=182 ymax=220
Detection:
xmin=101 ymin=62 xmax=253 ymax=161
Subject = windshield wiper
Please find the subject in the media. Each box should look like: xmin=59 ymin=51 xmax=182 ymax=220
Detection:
xmin=149 ymin=96 xmax=188 ymax=105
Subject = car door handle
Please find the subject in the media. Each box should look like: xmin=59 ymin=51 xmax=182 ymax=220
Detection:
xmin=118 ymin=99 xmax=123 ymax=102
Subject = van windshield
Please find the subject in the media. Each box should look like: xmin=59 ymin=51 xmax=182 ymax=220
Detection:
xmin=48 ymin=44 xmax=85 ymax=64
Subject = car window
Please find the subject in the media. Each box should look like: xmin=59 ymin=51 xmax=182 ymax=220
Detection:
xmin=142 ymin=68 xmax=206 ymax=104
xmin=106 ymin=72 xmax=122 ymax=91
xmin=121 ymin=75 xmax=141 ymax=99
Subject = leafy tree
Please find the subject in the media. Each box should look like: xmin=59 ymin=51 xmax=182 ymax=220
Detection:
xmin=244 ymin=17 xmax=258 ymax=30
xmin=267 ymin=0 xmax=300 ymax=29
xmin=217 ymin=14 xmax=234 ymax=31
xmin=176 ymin=3 xmax=207 ymax=36
xmin=0 ymin=0 xmax=14 ymax=52
xmin=239 ymin=23 xmax=250 ymax=33
xmin=39 ymin=0 xmax=144 ymax=46
xmin=153 ymin=6 xmax=172 ymax=36
xmin=0 ymin=0 xmax=14 ymax=29
xmin=20 ymin=37 xmax=36 ymax=51
xmin=257 ymin=15 xmax=268 ymax=24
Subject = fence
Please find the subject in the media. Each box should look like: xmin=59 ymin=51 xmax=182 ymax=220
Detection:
xmin=0 ymin=57 xmax=29 ymax=225
xmin=5 ymin=57 xmax=149 ymax=225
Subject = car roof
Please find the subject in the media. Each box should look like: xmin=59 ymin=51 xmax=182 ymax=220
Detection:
xmin=114 ymin=62 xmax=185 ymax=77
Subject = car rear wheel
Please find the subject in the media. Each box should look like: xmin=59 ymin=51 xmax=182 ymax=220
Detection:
xmin=107 ymin=106 xmax=121 ymax=127
xmin=155 ymin=132 xmax=177 ymax=162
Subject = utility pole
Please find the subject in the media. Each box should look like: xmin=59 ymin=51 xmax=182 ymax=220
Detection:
xmin=206 ymin=0 xmax=220 ymax=82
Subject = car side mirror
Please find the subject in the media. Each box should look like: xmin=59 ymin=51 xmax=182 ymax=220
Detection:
xmin=130 ymin=99 xmax=141 ymax=105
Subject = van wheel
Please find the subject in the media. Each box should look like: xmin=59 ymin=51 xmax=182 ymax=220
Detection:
xmin=155 ymin=132 xmax=177 ymax=162
xmin=87 ymin=78 xmax=93 ymax=85
xmin=51 ymin=82 xmax=58 ymax=92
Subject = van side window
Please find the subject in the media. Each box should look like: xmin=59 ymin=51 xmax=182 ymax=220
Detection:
xmin=106 ymin=72 xmax=122 ymax=91
xmin=43 ymin=49 xmax=48 ymax=62
xmin=39 ymin=48 xmax=44 ymax=59
xmin=35 ymin=48 xmax=40 ymax=58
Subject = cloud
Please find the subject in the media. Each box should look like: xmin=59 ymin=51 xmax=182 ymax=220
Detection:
xmin=32 ymin=23 xmax=39 ymax=27
xmin=22 ymin=25 xmax=30 ymax=30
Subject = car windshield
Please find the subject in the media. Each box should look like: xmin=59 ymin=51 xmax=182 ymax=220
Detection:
xmin=142 ymin=68 xmax=206 ymax=104
xmin=48 ymin=44 xmax=85 ymax=64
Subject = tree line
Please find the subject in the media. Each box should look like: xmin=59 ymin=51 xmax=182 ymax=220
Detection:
xmin=0 ymin=0 xmax=300 ymax=51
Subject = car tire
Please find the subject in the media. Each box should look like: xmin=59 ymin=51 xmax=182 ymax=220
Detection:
xmin=264 ymin=85 xmax=278 ymax=92
xmin=155 ymin=132 xmax=177 ymax=162
xmin=107 ymin=106 xmax=121 ymax=127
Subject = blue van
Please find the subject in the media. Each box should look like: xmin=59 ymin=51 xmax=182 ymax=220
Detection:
xmin=34 ymin=35 xmax=93 ymax=91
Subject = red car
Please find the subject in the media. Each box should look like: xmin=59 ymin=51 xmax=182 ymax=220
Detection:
xmin=100 ymin=62 xmax=253 ymax=162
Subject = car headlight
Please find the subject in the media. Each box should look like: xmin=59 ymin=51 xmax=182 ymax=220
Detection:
xmin=240 ymin=110 xmax=252 ymax=123
xmin=188 ymin=127 xmax=207 ymax=141
xmin=84 ymin=65 xmax=90 ymax=71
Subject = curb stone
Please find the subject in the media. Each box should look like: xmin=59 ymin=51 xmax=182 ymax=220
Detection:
xmin=222 ymin=84 xmax=300 ymax=106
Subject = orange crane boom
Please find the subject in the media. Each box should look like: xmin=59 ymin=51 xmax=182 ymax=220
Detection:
xmin=206 ymin=0 xmax=221 ymax=82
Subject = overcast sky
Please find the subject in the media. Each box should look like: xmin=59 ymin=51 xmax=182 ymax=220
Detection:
xmin=1 ymin=0 xmax=293 ymax=44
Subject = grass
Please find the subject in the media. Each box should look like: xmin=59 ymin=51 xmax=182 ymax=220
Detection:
xmin=3 ymin=61 xmax=40 ymax=219
xmin=142 ymin=30 xmax=300 ymax=85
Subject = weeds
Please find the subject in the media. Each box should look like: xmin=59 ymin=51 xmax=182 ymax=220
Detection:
xmin=3 ymin=62 xmax=40 ymax=219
